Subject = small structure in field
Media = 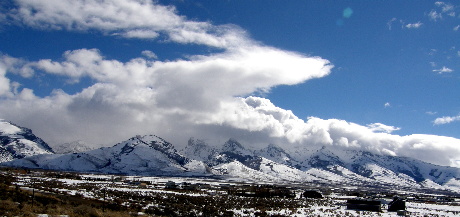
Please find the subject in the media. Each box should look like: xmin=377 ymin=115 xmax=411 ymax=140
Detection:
xmin=165 ymin=181 xmax=177 ymax=189
xmin=388 ymin=197 xmax=406 ymax=212
xmin=302 ymin=190 xmax=323 ymax=198
xmin=346 ymin=199 xmax=382 ymax=212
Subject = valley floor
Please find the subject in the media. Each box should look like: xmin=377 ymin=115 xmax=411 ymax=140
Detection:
xmin=1 ymin=167 xmax=459 ymax=217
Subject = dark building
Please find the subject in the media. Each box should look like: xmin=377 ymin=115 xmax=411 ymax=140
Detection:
xmin=302 ymin=190 xmax=323 ymax=198
xmin=346 ymin=199 xmax=382 ymax=212
xmin=388 ymin=197 xmax=406 ymax=212
xmin=165 ymin=181 xmax=177 ymax=189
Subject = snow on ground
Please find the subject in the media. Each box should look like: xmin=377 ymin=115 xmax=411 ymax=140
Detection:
xmin=6 ymin=171 xmax=460 ymax=217
xmin=407 ymin=202 xmax=460 ymax=216
xmin=230 ymin=203 xmax=460 ymax=217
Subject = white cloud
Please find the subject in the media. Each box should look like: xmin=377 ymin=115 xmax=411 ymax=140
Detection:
xmin=117 ymin=29 xmax=160 ymax=39
xmin=1 ymin=0 xmax=333 ymax=148
xmin=0 ymin=47 xmax=332 ymax=143
xmin=387 ymin=18 xmax=407 ymax=30
xmin=387 ymin=18 xmax=397 ymax=30
xmin=429 ymin=49 xmax=438 ymax=56
xmin=8 ymin=0 xmax=250 ymax=48
xmin=196 ymin=96 xmax=460 ymax=167
xmin=2 ymin=50 xmax=460 ymax=167
xmin=405 ymin=22 xmax=423 ymax=29
xmin=454 ymin=25 xmax=460 ymax=31
xmin=367 ymin=123 xmax=401 ymax=133
xmin=0 ymin=54 xmax=35 ymax=97
xmin=429 ymin=2 xmax=457 ymax=21
xmin=433 ymin=114 xmax=460 ymax=125
xmin=433 ymin=66 xmax=454 ymax=74
xmin=3 ymin=49 xmax=460 ymax=167
xmin=435 ymin=1 xmax=455 ymax=14
xmin=141 ymin=50 xmax=158 ymax=59
xmin=428 ymin=10 xmax=442 ymax=21
xmin=388 ymin=19 xmax=424 ymax=30
xmin=0 ymin=62 xmax=12 ymax=97
xmin=384 ymin=102 xmax=391 ymax=108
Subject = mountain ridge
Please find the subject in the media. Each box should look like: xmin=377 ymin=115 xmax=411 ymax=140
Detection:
xmin=1 ymin=120 xmax=459 ymax=192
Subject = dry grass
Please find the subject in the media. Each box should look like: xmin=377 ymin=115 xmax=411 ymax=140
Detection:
xmin=0 ymin=173 xmax=134 ymax=217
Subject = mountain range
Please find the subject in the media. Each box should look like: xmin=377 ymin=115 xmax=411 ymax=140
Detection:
xmin=1 ymin=120 xmax=460 ymax=192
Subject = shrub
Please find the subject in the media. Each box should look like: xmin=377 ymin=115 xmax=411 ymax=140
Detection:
xmin=73 ymin=204 xmax=101 ymax=217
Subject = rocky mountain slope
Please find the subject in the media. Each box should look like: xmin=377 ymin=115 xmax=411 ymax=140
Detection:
xmin=0 ymin=119 xmax=54 ymax=163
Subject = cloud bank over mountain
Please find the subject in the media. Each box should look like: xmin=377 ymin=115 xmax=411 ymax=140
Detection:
xmin=0 ymin=0 xmax=459 ymax=168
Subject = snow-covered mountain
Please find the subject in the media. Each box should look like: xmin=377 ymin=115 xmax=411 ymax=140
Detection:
xmin=3 ymin=134 xmax=209 ymax=176
xmin=2 ymin=129 xmax=460 ymax=192
xmin=0 ymin=119 xmax=54 ymax=163
xmin=254 ymin=144 xmax=299 ymax=168
xmin=184 ymin=139 xmax=460 ymax=192
xmin=300 ymin=146 xmax=460 ymax=189
xmin=52 ymin=140 xmax=94 ymax=154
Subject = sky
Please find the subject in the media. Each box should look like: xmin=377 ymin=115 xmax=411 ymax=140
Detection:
xmin=0 ymin=0 xmax=460 ymax=167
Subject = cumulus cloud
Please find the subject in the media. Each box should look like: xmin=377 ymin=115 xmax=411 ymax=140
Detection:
xmin=0 ymin=47 xmax=332 ymax=143
xmin=2 ymin=50 xmax=460 ymax=167
xmin=366 ymin=123 xmax=401 ymax=133
xmin=6 ymin=0 xmax=250 ymax=48
xmin=0 ymin=64 xmax=11 ymax=97
xmin=3 ymin=47 xmax=459 ymax=167
xmin=433 ymin=114 xmax=460 ymax=125
xmin=191 ymin=96 xmax=460 ymax=167
xmin=0 ymin=54 xmax=35 ymax=97
xmin=302 ymin=119 xmax=460 ymax=167
xmin=433 ymin=66 xmax=454 ymax=74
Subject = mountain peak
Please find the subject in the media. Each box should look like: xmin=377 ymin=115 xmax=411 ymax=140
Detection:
xmin=182 ymin=138 xmax=217 ymax=162
xmin=130 ymin=134 xmax=190 ymax=166
xmin=222 ymin=138 xmax=252 ymax=156
xmin=0 ymin=119 xmax=54 ymax=163
xmin=255 ymin=144 xmax=295 ymax=166
xmin=53 ymin=140 xmax=93 ymax=154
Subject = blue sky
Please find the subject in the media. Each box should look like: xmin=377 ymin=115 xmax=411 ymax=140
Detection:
xmin=172 ymin=0 xmax=460 ymax=138
xmin=0 ymin=0 xmax=459 ymax=167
